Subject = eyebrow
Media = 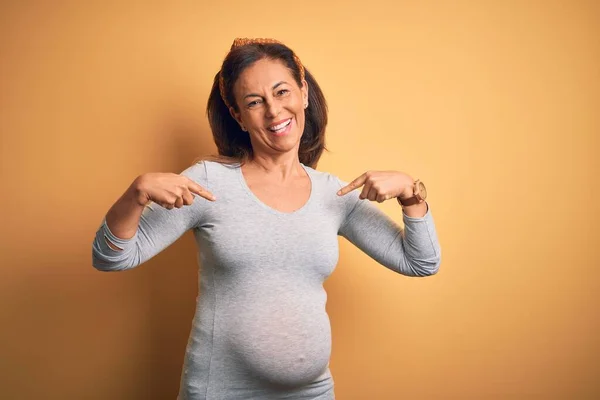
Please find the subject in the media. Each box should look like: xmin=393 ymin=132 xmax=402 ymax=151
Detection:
xmin=243 ymin=81 xmax=289 ymax=100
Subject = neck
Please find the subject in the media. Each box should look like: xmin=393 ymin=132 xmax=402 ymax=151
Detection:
xmin=247 ymin=152 xmax=304 ymax=181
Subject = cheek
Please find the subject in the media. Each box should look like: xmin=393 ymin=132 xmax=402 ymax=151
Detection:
xmin=291 ymin=97 xmax=305 ymax=118
xmin=244 ymin=112 xmax=263 ymax=129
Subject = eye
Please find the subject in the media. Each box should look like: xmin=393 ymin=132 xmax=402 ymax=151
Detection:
xmin=276 ymin=89 xmax=290 ymax=96
xmin=247 ymin=99 xmax=262 ymax=108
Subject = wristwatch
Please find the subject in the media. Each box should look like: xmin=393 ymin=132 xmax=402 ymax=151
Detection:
xmin=397 ymin=179 xmax=427 ymax=206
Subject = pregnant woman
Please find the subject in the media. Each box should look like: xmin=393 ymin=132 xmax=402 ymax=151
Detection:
xmin=92 ymin=38 xmax=441 ymax=400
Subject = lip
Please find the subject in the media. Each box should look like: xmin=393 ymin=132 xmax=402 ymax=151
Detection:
xmin=269 ymin=118 xmax=293 ymax=137
xmin=268 ymin=118 xmax=292 ymax=129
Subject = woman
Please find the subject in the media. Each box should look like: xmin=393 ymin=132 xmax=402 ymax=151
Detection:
xmin=92 ymin=38 xmax=441 ymax=400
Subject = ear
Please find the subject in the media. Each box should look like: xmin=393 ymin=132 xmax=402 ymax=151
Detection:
xmin=229 ymin=106 xmax=246 ymax=131
xmin=301 ymin=79 xmax=309 ymax=104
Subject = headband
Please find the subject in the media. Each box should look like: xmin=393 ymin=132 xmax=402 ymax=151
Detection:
xmin=218 ymin=38 xmax=305 ymax=109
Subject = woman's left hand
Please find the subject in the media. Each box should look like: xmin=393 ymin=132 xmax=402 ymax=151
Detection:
xmin=337 ymin=171 xmax=414 ymax=203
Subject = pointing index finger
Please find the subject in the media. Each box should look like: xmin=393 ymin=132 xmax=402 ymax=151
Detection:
xmin=187 ymin=179 xmax=216 ymax=201
xmin=337 ymin=174 xmax=367 ymax=196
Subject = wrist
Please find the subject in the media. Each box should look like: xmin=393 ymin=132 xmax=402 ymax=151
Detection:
xmin=401 ymin=200 xmax=428 ymax=217
xmin=130 ymin=175 xmax=150 ymax=207
xmin=397 ymin=179 xmax=427 ymax=207
xmin=396 ymin=180 xmax=414 ymax=200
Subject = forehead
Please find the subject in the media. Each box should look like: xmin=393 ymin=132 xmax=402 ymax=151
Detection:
xmin=235 ymin=58 xmax=295 ymax=93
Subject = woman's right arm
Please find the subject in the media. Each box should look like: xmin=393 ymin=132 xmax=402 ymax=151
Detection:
xmin=92 ymin=163 xmax=215 ymax=272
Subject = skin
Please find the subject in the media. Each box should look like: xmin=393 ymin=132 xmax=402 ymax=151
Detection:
xmin=231 ymin=58 xmax=309 ymax=167
xmin=229 ymin=58 xmax=312 ymax=213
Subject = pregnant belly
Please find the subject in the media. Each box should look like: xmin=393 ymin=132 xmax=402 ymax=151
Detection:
xmin=225 ymin=290 xmax=332 ymax=387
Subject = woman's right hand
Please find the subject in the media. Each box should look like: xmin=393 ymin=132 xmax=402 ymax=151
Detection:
xmin=132 ymin=173 xmax=216 ymax=209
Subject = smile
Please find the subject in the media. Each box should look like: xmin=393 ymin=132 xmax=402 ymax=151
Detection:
xmin=268 ymin=118 xmax=292 ymax=133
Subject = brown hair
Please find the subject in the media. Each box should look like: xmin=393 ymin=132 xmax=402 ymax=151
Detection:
xmin=202 ymin=39 xmax=328 ymax=169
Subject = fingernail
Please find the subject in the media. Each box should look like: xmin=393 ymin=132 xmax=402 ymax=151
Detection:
xmin=336 ymin=190 xmax=341 ymax=195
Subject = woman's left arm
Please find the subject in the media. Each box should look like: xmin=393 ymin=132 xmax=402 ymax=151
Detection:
xmin=336 ymin=171 xmax=441 ymax=277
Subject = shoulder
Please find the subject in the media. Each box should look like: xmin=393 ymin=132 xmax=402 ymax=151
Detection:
xmin=182 ymin=160 xmax=240 ymax=179
xmin=305 ymin=165 xmax=358 ymax=203
xmin=180 ymin=161 xmax=209 ymax=183
xmin=305 ymin=165 xmax=363 ymax=214
xmin=181 ymin=160 xmax=242 ymax=193
xmin=303 ymin=164 xmax=348 ymax=189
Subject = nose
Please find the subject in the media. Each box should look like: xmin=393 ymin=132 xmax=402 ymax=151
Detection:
xmin=265 ymin=98 xmax=281 ymax=119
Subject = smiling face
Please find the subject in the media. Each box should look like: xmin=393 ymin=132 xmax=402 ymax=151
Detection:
xmin=230 ymin=58 xmax=309 ymax=160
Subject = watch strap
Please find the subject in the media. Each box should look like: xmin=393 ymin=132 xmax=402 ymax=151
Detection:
xmin=398 ymin=195 xmax=421 ymax=207
xmin=397 ymin=179 xmax=425 ymax=207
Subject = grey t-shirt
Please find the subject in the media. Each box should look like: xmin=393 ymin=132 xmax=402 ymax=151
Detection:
xmin=92 ymin=161 xmax=441 ymax=400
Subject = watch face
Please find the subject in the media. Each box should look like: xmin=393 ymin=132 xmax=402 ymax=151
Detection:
xmin=418 ymin=181 xmax=427 ymax=200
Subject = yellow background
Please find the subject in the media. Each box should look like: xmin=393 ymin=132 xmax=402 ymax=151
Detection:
xmin=1 ymin=1 xmax=598 ymax=399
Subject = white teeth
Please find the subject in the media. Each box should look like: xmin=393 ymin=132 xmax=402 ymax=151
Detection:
xmin=269 ymin=119 xmax=291 ymax=131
